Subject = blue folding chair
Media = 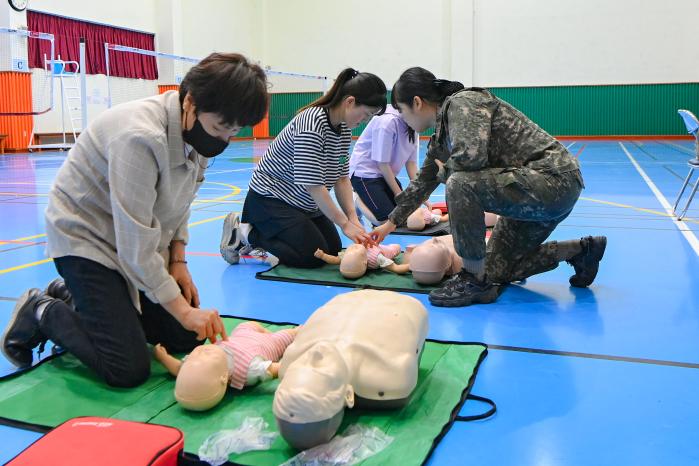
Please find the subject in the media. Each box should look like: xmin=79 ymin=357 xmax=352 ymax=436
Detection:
xmin=672 ymin=109 xmax=699 ymax=220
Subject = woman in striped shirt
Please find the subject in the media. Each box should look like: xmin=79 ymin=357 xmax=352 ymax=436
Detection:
xmin=221 ymin=68 xmax=387 ymax=268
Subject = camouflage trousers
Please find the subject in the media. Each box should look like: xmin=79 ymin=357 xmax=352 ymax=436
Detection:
xmin=446 ymin=167 xmax=584 ymax=284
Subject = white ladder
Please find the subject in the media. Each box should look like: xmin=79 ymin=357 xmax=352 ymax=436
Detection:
xmin=28 ymin=57 xmax=83 ymax=151
xmin=58 ymin=60 xmax=82 ymax=144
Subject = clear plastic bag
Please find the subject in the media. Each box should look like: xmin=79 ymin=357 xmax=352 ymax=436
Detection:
xmin=198 ymin=417 xmax=278 ymax=466
xmin=280 ymin=424 xmax=393 ymax=466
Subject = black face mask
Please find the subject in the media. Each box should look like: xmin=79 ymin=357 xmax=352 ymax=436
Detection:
xmin=183 ymin=117 xmax=229 ymax=158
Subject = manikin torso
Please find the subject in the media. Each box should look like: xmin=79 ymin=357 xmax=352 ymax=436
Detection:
xmin=274 ymin=290 xmax=428 ymax=430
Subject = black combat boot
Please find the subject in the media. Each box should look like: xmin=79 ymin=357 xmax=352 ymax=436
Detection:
xmin=567 ymin=236 xmax=607 ymax=288
xmin=1 ymin=289 xmax=52 ymax=368
xmin=429 ymin=270 xmax=501 ymax=307
xmin=45 ymin=278 xmax=73 ymax=307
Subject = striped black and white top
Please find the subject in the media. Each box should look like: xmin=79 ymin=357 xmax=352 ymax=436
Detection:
xmin=249 ymin=106 xmax=352 ymax=212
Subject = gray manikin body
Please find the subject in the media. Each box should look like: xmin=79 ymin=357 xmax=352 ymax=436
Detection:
xmin=273 ymin=290 xmax=428 ymax=449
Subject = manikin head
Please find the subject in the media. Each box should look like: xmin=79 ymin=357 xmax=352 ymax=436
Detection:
xmin=406 ymin=208 xmax=428 ymax=231
xmin=406 ymin=207 xmax=443 ymax=231
xmin=409 ymin=239 xmax=452 ymax=284
xmin=339 ymin=243 xmax=368 ymax=279
xmin=273 ymin=341 xmax=354 ymax=450
xmin=434 ymin=235 xmax=463 ymax=275
xmin=174 ymin=344 xmax=229 ymax=411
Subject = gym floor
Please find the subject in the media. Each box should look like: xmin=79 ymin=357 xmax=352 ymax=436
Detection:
xmin=1 ymin=139 xmax=698 ymax=465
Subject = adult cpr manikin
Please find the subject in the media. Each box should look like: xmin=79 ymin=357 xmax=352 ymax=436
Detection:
xmin=272 ymin=290 xmax=428 ymax=449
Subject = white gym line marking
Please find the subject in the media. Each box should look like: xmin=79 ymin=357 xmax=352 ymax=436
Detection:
xmin=619 ymin=142 xmax=699 ymax=256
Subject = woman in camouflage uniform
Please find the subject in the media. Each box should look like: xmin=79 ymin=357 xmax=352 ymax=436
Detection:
xmin=371 ymin=67 xmax=607 ymax=307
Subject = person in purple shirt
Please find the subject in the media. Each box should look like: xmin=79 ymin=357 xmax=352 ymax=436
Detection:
xmin=349 ymin=104 xmax=422 ymax=224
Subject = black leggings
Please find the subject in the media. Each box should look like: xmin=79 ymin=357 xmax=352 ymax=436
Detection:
xmin=249 ymin=215 xmax=341 ymax=268
xmin=40 ymin=256 xmax=200 ymax=388
xmin=243 ymin=189 xmax=342 ymax=268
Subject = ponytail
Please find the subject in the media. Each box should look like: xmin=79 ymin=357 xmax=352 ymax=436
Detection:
xmin=299 ymin=67 xmax=387 ymax=114
xmin=407 ymin=126 xmax=416 ymax=144
xmin=432 ymin=78 xmax=465 ymax=99
xmin=391 ymin=67 xmax=464 ymax=110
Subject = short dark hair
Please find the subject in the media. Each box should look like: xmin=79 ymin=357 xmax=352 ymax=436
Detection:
xmin=179 ymin=52 xmax=269 ymax=127
xmin=391 ymin=67 xmax=464 ymax=109
xmin=299 ymin=68 xmax=387 ymax=114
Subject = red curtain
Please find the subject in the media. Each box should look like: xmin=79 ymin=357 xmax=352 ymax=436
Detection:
xmin=27 ymin=10 xmax=158 ymax=80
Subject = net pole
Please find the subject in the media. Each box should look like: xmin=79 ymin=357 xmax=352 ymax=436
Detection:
xmin=79 ymin=38 xmax=87 ymax=128
xmin=104 ymin=42 xmax=112 ymax=108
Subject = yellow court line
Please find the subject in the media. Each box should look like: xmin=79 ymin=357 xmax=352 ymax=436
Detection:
xmin=188 ymin=215 xmax=228 ymax=227
xmin=579 ymin=196 xmax=699 ymax=225
xmin=192 ymin=199 xmax=242 ymax=204
xmin=191 ymin=182 xmax=242 ymax=205
xmin=0 ymin=192 xmax=47 ymax=197
xmin=0 ymin=181 xmax=241 ymax=275
xmin=201 ymin=182 xmax=241 ymax=201
xmin=0 ymin=214 xmax=228 ymax=275
xmin=0 ymin=258 xmax=53 ymax=275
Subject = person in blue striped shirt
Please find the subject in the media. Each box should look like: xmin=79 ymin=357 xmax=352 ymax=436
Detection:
xmin=221 ymin=68 xmax=387 ymax=268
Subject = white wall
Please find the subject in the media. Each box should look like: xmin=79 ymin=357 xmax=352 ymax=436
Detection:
xmin=180 ymin=0 xmax=257 ymax=59
xmin=474 ymin=0 xmax=699 ymax=87
xmin=258 ymin=0 xmax=698 ymax=89
xmin=257 ymin=0 xmax=473 ymax=91
xmin=4 ymin=0 xmax=698 ymax=134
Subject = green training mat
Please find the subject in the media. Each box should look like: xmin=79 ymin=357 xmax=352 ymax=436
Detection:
xmin=0 ymin=317 xmax=487 ymax=466
xmin=256 ymin=253 xmax=445 ymax=294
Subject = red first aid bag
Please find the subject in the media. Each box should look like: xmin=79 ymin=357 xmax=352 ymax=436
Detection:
xmin=7 ymin=416 xmax=184 ymax=466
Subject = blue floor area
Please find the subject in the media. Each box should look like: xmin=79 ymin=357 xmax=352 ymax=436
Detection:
xmin=1 ymin=139 xmax=698 ymax=464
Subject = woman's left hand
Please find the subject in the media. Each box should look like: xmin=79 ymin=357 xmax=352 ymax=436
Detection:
xmin=169 ymin=262 xmax=200 ymax=307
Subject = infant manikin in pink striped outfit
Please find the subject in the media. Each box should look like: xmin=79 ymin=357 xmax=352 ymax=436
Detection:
xmin=154 ymin=322 xmax=297 ymax=411
xmin=314 ymin=243 xmax=410 ymax=279
xmin=406 ymin=207 xmax=448 ymax=231
xmin=406 ymin=207 xmax=499 ymax=231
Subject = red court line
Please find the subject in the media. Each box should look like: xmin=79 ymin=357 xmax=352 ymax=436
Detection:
xmin=185 ymin=251 xmax=221 ymax=257
xmin=575 ymin=144 xmax=587 ymax=158
xmin=0 ymin=239 xmax=45 ymax=246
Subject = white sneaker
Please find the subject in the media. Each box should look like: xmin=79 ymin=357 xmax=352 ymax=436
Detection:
xmin=220 ymin=212 xmax=247 ymax=265
xmin=241 ymin=247 xmax=279 ymax=267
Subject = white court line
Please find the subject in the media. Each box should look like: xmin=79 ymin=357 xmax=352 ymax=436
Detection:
xmin=619 ymin=142 xmax=699 ymax=256
xmin=566 ymin=142 xmax=577 ymax=150
xmin=206 ymin=167 xmax=255 ymax=175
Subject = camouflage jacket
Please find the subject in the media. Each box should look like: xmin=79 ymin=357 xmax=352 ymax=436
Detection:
xmin=389 ymin=88 xmax=581 ymax=226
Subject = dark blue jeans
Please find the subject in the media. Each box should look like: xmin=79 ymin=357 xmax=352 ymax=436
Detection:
xmin=350 ymin=175 xmax=403 ymax=222
xmin=39 ymin=256 xmax=200 ymax=387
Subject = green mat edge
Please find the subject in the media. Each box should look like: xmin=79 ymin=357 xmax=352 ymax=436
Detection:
xmin=255 ymin=267 xmax=436 ymax=294
xmin=0 ymin=315 xmax=490 ymax=466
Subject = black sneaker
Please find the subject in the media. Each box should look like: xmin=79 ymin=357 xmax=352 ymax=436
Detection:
xmin=429 ymin=271 xmax=501 ymax=307
xmin=45 ymin=278 xmax=73 ymax=307
xmin=567 ymin=236 xmax=607 ymax=288
xmin=1 ymin=289 xmax=52 ymax=368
